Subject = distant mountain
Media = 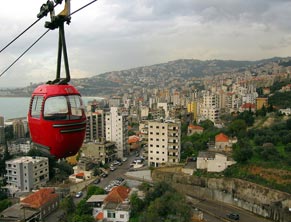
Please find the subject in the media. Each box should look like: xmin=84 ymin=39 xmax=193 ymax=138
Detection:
xmin=90 ymin=57 xmax=286 ymax=81
xmin=2 ymin=57 xmax=290 ymax=97
xmin=70 ymin=57 xmax=289 ymax=96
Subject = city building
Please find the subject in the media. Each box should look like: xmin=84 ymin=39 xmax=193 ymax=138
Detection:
xmin=214 ymin=133 xmax=237 ymax=152
xmin=0 ymin=115 xmax=4 ymax=144
xmin=13 ymin=119 xmax=26 ymax=139
xmin=86 ymin=110 xmax=106 ymax=142
xmin=187 ymin=101 xmax=198 ymax=122
xmin=146 ymin=119 xmax=181 ymax=167
xmin=87 ymin=186 xmax=131 ymax=222
xmin=256 ymin=97 xmax=268 ymax=110
xmin=82 ymin=140 xmax=116 ymax=164
xmin=197 ymin=151 xmax=236 ymax=172
xmin=102 ymin=186 xmax=131 ymax=222
xmin=187 ymin=124 xmax=204 ymax=136
xmin=106 ymin=107 xmax=129 ymax=159
xmin=20 ymin=188 xmax=60 ymax=221
xmin=5 ymin=156 xmax=49 ymax=193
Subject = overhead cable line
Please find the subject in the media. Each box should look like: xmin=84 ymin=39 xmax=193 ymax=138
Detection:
xmin=0 ymin=19 xmax=41 ymax=54
xmin=0 ymin=30 xmax=50 ymax=79
xmin=0 ymin=1 xmax=60 ymax=54
xmin=0 ymin=0 xmax=98 ymax=78
xmin=70 ymin=0 xmax=98 ymax=16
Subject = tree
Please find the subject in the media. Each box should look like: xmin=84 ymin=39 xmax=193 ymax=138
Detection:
xmin=75 ymin=199 xmax=92 ymax=215
xmin=237 ymin=111 xmax=254 ymax=126
xmin=60 ymin=196 xmax=75 ymax=215
xmin=287 ymin=118 xmax=291 ymax=130
xmin=130 ymin=192 xmax=145 ymax=218
xmin=141 ymin=191 xmax=191 ymax=222
xmin=232 ymin=142 xmax=253 ymax=163
xmin=228 ymin=119 xmax=247 ymax=137
xmin=199 ymin=119 xmax=214 ymax=130
xmin=86 ymin=185 xmax=105 ymax=197
xmin=71 ymin=214 xmax=94 ymax=222
xmin=0 ymin=199 xmax=11 ymax=212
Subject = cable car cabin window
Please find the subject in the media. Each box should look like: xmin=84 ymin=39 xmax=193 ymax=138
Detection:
xmin=68 ymin=95 xmax=84 ymax=120
xmin=31 ymin=96 xmax=43 ymax=119
xmin=44 ymin=96 xmax=69 ymax=120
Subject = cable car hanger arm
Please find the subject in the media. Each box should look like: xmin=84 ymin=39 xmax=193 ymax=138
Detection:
xmin=42 ymin=0 xmax=71 ymax=85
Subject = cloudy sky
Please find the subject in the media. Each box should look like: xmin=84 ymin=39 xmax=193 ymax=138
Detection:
xmin=1 ymin=0 xmax=291 ymax=88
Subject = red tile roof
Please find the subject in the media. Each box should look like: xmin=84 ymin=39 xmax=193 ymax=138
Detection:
xmin=128 ymin=135 xmax=140 ymax=144
xmin=241 ymin=103 xmax=255 ymax=109
xmin=75 ymin=172 xmax=85 ymax=178
xmin=215 ymin=133 xmax=229 ymax=142
xmin=188 ymin=124 xmax=204 ymax=131
xmin=105 ymin=186 xmax=130 ymax=203
xmin=21 ymin=188 xmax=58 ymax=209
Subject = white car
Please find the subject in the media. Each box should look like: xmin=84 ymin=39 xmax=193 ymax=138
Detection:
xmin=75 ymin=191 xmax=83 ymax=198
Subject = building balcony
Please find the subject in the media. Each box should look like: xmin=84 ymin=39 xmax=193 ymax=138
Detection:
xmin=168 ymin=155 xmax=179 ymax=160
xmin=168 ymin=142 xmax=179 ymax=145
xmin=168 ymin=129 xmax=177 ymax=133
xmin=168 ymin=135 xmax=178 ymax=139
xmin=168 ymin=148 xmax=179 ymax=153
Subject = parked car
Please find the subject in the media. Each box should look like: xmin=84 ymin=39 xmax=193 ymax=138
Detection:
xmin=75 ymin=191 xmax=83 ymax=198
xmin=226 ymin=213 xmax=240 ymax=220
xmin=101 ymin=173 xmax=108 ymax=178
xmin=94 ymin=178 xmax=100 ymax=184
xmin=110 ymin=166 xmax=116 ymax=171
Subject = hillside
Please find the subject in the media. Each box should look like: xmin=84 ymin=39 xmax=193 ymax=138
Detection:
xmin=1 ymin=57 xmax=290 ymax=97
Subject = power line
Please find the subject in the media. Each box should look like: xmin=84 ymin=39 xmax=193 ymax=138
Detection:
xmin=0 ymin=19 xmax=41 ymax=54
xmin=70 ymin=0 xmax=98 ymax=16
xmin=0 ymin=2 xmax=59 ymax=54
xmin=0 ymin=30 xmax=50 ymax=79
xmin=0 ymin=0 xmax=99 ymax=78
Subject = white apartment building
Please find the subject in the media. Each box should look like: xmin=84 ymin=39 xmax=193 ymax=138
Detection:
xmin=198 ymin=91 xmax=220 ymax=122
xmin=147 ymin=119 xmax=181 ymax=167
xmin=157 ymin=103 xmax=169 ymax=118
xmin=5 ymin=156 xmax=49 ymax=192
xmin=106 ymin=107 xmax=129 ymax=159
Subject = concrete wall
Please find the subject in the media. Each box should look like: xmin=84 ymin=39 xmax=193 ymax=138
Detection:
xmin=152 ymin=168 xmax=291 ymax=222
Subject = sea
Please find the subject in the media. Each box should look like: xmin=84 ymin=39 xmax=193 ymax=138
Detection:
xmin=0 ymin=96 xmax=103 ymax=120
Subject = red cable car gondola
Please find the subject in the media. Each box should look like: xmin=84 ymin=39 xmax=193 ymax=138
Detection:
xmin=28 ymin=84 xmax=86 ymax=159
xmin=28 ymin=0 xmax=86 ymax=159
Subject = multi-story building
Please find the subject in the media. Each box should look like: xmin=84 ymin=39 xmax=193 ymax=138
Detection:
xmin=106 ymin=107 xmax=129 ymax=159
xmin=0 ymin=116 xmax=4 ymax=144
xmin=86 ymin=110 xmax=106 ymax=142
xmin=187 ymin=101 xmax=198 ymax=122
xmin=147 ymin=119 xmax=181 ymax=167
xmin=82 ymin=140 xmax=116 ymax=164
xmin=5 ymin=156 xmax=49 ymax=192
xmin=13 ymin=119 xmax=25 ymax=139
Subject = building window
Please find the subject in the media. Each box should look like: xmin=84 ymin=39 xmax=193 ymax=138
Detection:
xmin=120 ymin=214 xmax=125 ymax=219
xmin=108 ymin=211 xmax=116 ymax=218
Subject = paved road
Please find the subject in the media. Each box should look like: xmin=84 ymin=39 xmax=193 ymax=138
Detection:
xmin=188 ymin=196 xmax=273 ymax=222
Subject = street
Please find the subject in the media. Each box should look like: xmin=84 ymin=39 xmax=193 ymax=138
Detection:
xmin=188 ymin=196 xmax=273 ymax=222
